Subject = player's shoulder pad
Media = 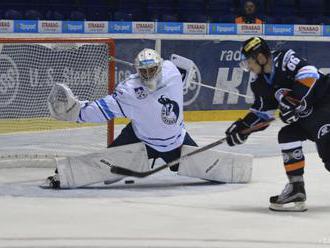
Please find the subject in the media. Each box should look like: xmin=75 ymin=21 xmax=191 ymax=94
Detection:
xmin=281 ymin=49 xmax=296 ymax=64
xmin=271 ymin=49 xmax=291 ymax=66
xmin=118 ymin=73 xmax=140 ymax=88
xmin=114 ymin=74 xmax=141 ymax=98
xmin=117 ymin=73 xmax=139 ymax=85
xmin=163 ymin=60 xmax=181 ymax=74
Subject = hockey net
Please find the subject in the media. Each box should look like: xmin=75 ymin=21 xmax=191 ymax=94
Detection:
xmin=0 ymin=38 xmax=115 ymax=166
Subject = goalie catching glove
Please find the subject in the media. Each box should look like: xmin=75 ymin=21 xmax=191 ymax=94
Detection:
xmin=47 ymin=83 xmax=82 ymax=122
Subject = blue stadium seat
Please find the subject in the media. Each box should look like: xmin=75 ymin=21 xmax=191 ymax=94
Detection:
xmin=299 ymin=0 xmax=324 ymax=17
xmin=116 ymin=0 xmax=146 ymax=21
xmin=45 ymin=10 xmax=65 ymax=20
xmin=78 ymin=0 xmax=109 ymax=7
xmin=208 ymin=0 xmax=236 ymax=21
xmin=113 ymin=10 xmax=145 ymax=21
xmin=219 ymin=14 xmax=236 ymax=23
xmin=177 ymin=0 xmax=205 ymax=11
xmin=209 ymin=13 xmax=235 ymax=23
xmin=25 ymin=9 xmax=43 ymax=20
xmin=147 ymin=0 xmax=175 ymax=10
xmin=280 ymin=15 xmax=306 ymax=24
xmin=4 ymin=9 xmax=23 ymax=19
xmin=70 ymin=10 xmax=86 ymax=21
xmin=269 ymin=0 xmax=297 ymax=16
xmin=208 ymin=0 xmax=236 ymax=13
xmin=113 ymin=11 xmax=133 ymax=21
xmin=263 ymin=15 xmax=279 ymax=24
xmin=311 ymin=16 xmax=330 ymax=25
xmin=180 ymin=12 xmax=209 ymax=23
xmin=147 ymin=0 xmax=176 ymax=21
xmin=46 ymin=0 xmax=74 ymax=6
xmin=147 ymin=1 xmax=174 ymax=21
xmin=118 ymin=0 xmax=146 ymax=11
xmin=148 ymin=11 xmax=161 ymax=22
xmin=86 ymin=6 xmax=110 ymax=21
xmin=161 ymin=13 xmax=178 ymax=22
xmin=176 ymin=0 xmax=207 ymax=22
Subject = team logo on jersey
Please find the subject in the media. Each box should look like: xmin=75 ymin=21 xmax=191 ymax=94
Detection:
xmin=113 ymin=89 xmax=123 ymax=98
xmin=134 ymin=87 xmax=148 ymax=99
xmin=292 ymin=148 xmax=303 ymax=160
xmin=296 ymin=99 xmax=313 ymax=118
xmin=298 ymin=106 xmax=313 ymax=118
xmin=158 ymin=95 xmax=179 ymax=125
xmin=317 ymin=124 xmax=330 ymax=140
xmin=283 ymin=148 xmax=303 ymax=163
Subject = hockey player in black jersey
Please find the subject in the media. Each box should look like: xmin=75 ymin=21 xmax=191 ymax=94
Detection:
xmin=225 ymin=36 xmax=330 ymax=212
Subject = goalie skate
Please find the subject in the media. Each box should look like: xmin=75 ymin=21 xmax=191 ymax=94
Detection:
xmin=40 ymin=174 xmax=60 ymax=189
xmin=269 ymin=182 xmax=307 ymax=212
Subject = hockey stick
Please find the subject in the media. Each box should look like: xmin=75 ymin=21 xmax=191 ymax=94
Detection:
xmin=189 ymin=81 xmax=254 ymax=99
xmin=109 ymin=56 xmax=252 ymax=99
xmin=109 ymin=119 xmax=274 ymax=178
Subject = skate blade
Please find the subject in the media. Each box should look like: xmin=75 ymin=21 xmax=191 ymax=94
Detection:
xmin=39 ymin=183 xmax=53 ymax=189
xmin=269 ymin=202 xmax=307 ymax=212
xmin=39 ymin=178 xmax=59 ymax=189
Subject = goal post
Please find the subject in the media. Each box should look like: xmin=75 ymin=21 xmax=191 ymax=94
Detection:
xmin=0 ymin=37 xmax=115 ymax=163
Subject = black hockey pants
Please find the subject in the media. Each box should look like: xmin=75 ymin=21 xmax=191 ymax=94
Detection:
xmin=278 ymin=101 xmax=330 ymax=175
xmin=108 ymin=122 xmax=198 ymax=171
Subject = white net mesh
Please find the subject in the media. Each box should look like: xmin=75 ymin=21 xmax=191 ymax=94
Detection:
xmin=0 ymin=39 xmax=114 ymax=165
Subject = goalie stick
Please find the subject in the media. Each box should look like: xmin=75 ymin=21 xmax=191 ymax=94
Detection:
xmin=107 ymin=119 xmax=274 ymax=178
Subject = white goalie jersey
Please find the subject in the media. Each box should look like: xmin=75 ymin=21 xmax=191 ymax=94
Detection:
xmin=78 ymin=60 xmax=186 ymax=152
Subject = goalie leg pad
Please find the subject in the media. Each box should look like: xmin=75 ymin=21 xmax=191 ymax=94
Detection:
xmin=178 ymin=146 xmax=253 ymax=183
xmin=56 ymin=143 xmax=149 ymax=188
xmin=56 ymin=156 xmax=124 ymax=188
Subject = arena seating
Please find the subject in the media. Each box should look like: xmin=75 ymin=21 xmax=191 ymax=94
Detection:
xmin=0 ymin=0 xmax=329 ymax=24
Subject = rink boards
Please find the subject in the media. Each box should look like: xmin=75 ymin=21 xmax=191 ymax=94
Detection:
xmin=0 ymin=110 xmax=249 ymax=134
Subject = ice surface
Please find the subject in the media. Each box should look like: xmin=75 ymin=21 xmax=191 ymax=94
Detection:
xmin=0 ymin=121 xmax=329 ymax=248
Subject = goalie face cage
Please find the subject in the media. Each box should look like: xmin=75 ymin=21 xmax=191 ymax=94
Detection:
xmin=0 ymin=38 xmax=115 ymax=165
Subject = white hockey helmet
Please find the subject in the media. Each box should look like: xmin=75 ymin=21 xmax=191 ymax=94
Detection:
xmin=135 ymin=48 xmax=163 ymax=91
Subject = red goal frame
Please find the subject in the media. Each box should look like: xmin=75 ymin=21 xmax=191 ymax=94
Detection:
xmin=0 ymin=37 xmax=115 ymax=146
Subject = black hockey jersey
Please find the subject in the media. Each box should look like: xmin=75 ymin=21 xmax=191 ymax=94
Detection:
xmin=243 ymin=49 xmax=330 ymax=126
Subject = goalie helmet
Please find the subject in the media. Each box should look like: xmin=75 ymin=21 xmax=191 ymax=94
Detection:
xmin=135 ymin=48 xmax=163 ymax=92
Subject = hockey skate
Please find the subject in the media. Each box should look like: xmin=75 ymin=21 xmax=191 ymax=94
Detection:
xmin=269 ymin=181 xmax=307 ymax=212
xmin=40 ymin=173 xmax=60 ymax=189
